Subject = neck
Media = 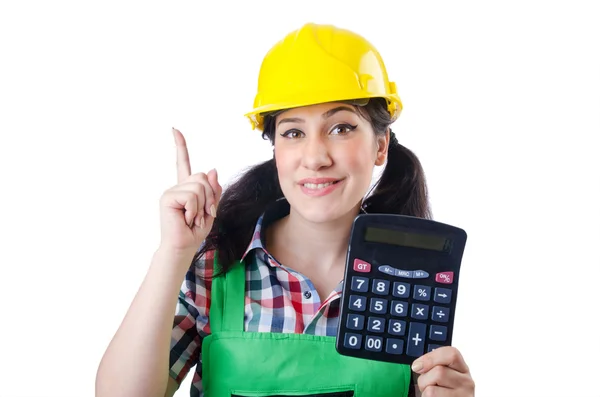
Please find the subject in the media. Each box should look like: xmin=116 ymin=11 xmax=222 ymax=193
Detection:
xmin=267 ymin=203 xmax=361 ymax=276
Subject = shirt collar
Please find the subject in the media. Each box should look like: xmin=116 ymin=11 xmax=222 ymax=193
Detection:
xmin=240 ymin=198 xmax=290 ymax=262
xmin=240 ymin=198 xmax=346 ymax=300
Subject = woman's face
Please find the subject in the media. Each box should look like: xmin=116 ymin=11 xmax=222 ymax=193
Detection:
xmin=274 ymin=101 xmax=389 ymax=223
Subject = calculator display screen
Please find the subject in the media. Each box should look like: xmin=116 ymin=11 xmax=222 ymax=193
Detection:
xmin=364 ymin=227 xmax=450 ymax=252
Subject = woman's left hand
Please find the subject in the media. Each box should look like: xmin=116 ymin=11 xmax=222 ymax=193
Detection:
xmin=411 ymin=346 xmax=475 ymax=397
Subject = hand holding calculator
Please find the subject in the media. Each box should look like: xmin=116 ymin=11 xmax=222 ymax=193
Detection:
xmin=336 ymin=214 xmax=467 ymax=365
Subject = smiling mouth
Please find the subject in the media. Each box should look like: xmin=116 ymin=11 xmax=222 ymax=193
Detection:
xmin=299 ymin=179 xmax=345 ymax=197
xmin=301 ymin=181 xmax=341 ymax=189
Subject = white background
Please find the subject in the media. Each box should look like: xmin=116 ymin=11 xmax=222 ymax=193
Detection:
xmin=1 ymin=1 xmax=599 ymax=396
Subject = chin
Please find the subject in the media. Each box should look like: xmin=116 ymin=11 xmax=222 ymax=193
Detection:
xmin=292 ymin=198 xmax=358 ymax=223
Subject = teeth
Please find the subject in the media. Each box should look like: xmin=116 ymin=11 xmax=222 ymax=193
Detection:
xmin=303 ymin=182 xmax=335 ymax=189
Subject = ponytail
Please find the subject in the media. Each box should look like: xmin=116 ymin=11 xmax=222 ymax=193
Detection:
xmin=362 ymin=129 xmax=432 ymax=219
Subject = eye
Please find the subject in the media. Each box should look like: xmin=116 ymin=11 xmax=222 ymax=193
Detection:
xmin=331 ymin=123 xmax=357 ymax=135
xmin=280 ymin=129 xmax=304 ymax=139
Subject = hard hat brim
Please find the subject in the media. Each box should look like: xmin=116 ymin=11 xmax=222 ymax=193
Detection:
xmin=244 ymin=94 xmax=402 ymax=130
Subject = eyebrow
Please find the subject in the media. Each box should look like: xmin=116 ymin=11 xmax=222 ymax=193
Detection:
xmin=276 ymin=106 xmax=357 ymax=126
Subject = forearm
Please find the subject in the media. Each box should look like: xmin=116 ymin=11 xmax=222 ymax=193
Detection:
xmin=95 ymin=247 xmax=195 ymax=397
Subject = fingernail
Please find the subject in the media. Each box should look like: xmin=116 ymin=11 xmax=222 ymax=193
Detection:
xmin=210 ymin=204 xmax=216 ymax=218
xmin=195 ymin=216 xmax=201 ymax=228
xmin=200 ymin=217 xmax=205 ymax=229
xmin=411 ymin=361 xmax=423 ymax=372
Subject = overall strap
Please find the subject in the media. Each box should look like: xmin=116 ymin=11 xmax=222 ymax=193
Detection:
xmin=209 ymin=251 xmax=245 ymax=333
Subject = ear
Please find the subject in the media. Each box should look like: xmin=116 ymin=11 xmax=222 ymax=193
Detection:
xmin=374 ymin=129 xmax=390 ymax=166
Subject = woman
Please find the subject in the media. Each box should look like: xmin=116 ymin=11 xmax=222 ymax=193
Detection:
xmin=96 ymin=23 xmax=475 ymax=397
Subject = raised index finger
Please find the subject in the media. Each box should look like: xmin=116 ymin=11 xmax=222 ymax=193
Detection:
xmin=172 ymin=127 xmax=191 ymax=183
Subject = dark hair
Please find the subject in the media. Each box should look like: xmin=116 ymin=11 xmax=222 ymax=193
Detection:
xmin=192 ymin=97 xmax=432 ymax=277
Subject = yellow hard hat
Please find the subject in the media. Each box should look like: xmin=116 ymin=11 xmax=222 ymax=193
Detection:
xmin=244 ymin=23 xmax=403 ymax=130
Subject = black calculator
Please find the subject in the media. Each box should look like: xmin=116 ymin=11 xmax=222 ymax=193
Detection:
xmin=335 ymin=214 xmax=467 ymax=365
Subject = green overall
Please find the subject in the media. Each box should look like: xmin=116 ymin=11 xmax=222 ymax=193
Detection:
xmin=200 ymin=259 xmax=412 ymax=397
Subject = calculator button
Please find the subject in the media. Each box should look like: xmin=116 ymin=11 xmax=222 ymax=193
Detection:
xmin=429 ymin=325 xmax=447 ymax=341
xmin=406 ymin=322 xmax=427 ymax=357
xmin=390 ymin=301 xmax=408 ymax=317
xmin=435 ymin=271 xmax=454 ymax=284
xmin=413 ymin=285 xmax=431 ymax=301
xmin=386 ymin=338 xmax=404 ymax=355
xmin=349 ymin=295 xmax=367 ymax=312
xmin=396 ymin=269 xmax=414 ymax=278
xmin=346 ymin=314 xmax=365 ymax=330
xmin=365 ymin=335 xmax=383 ymax=352
xmin=428 ymin=344 xmax=443 ymax=353
xmin=353 ymin=259 xmax=372 ymax=273
xmin=367 ymin=317 xmax=386 ymax=333
xmin=372 ymin=279 xmax=390 ymax=295
xmin=378 ymin=265 xmax=396 ymax=276
xmin=434 ymin=287 xmax=452 ymax=304
xmin=388 ymin=319 xmax=406 ymax=336
xmin=413 ymin=270 xmax=429 ymax=278
xmin=432 ymin=306 xmax=450 ymax=322
xmin=411 ymin=303 xmax=429 ymax=320
xmin=392 ymin=282 xmax=410 ymax=298
xmin=350 ymin=276 xmax=369 ymax=292
xmin=370 ymin=298 xmax=388 ymax=314
xmin=343 ymin=333 xmax=362 ymax=349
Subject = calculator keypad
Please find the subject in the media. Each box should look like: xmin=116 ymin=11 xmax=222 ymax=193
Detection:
xmin=338 ymin=258 xmax=458 ymax=365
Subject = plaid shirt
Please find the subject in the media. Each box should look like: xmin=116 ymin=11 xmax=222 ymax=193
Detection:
xmin=169 ymin=199 xmax=343 ymax=397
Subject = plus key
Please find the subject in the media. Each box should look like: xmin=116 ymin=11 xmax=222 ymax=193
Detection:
xmin=406 ymin=322 xmax=427 ymax=357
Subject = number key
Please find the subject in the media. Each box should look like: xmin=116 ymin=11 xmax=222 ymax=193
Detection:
xmin=370 ymin=298 xmax=388 ymax=314
xmin=392 ymin=281 xmax=410 ymax=298
xmin=388 ymin=319 xmax=406 ymax=336
xmin=365 ymin=335 xmax=383 ymax=352
xmin=346 ymin=314 xmax=364 ymax=330
xmin=349 ymin=295 xmax=366 ymax=312
xmin=351 ymin=276 xmax=369 ymax=292
xmin=390 ymin=301 xmax=408 ymax=317
xmin=343 ymin=333 xmax=362 ymax=349
xmin=367 ymin=317 xmax=385 ymax=333
xmin=372 ymin=279 xmax=390 ymax=295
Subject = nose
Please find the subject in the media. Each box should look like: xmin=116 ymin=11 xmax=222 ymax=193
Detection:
xmin=300 ymin=134 xmax=333 ymax=170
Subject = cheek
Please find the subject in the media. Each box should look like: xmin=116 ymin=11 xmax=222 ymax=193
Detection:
xmin=274 ymin=147 xmax=295 ymax=180
xmin=337 ymin=140 xmax=377 ymax=173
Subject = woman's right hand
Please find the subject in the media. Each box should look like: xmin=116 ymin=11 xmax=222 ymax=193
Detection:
xmin=158 ymin=128 xmax=222 ymax=257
